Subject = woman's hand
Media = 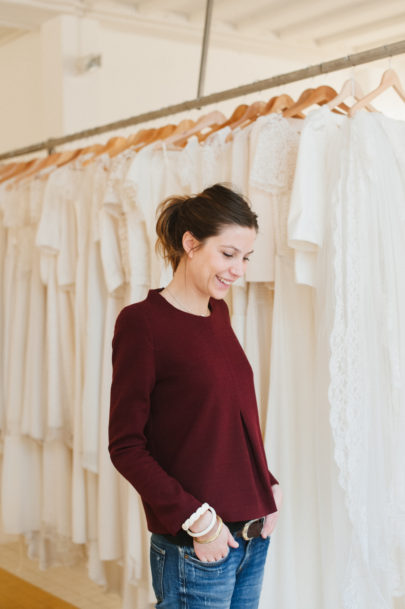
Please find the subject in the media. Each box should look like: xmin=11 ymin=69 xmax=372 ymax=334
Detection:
xmin=189 ymin=510 xmax=238 ymax=562
xmin=261 ymin=484 xmax=283 ymax=538
xmin=193 ymin=522 xmax=239 ymax=562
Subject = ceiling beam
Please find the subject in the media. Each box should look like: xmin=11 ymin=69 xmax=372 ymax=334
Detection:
xmin=353 ymin=32 xmax=405 ymax=53
xmin=276 ymin=0 xmax=405 ymax=41
xmin=0 ymin=0 xmax=84 ymax=13
xmin=188 ymin=0 xmax=269 ymax=24
xmin=89 ymin=1 xmax=321 ymax=60
xmin=0 ymin=16 xmax=35 ymax=30
xmin=133 ymin=0 xmax=200 ymax=13
xmin=0 ymin=27 xmax=26 ymax=46
xmin=316 ymin=13 xmax=405 ymax=46
xmin=235 ymin=0 xmax=354 ymax=33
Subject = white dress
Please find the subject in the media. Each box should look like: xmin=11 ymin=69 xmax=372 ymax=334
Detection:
xmin=81 ymin=157 xmax=109 ymax=474
xmin=34 ymin=165 xmax=80 ymax=569
xmin=97 ymin=154 xmax=127 ymax=564
xmin=102 ymin=151 xmax=154 ymax=606
xmin=242 ymin=114 xmax=322 ymax=609
xmin=246 ymin=116 xmax=276 ymax=283
xmin=123 ymin=145 xmax=159 ymax=287
xmin=288 ymin=107 xmax=405 ymax=609
xmin=1 ymin=180 xmax=42 ymax=536
xmin=0 ymin=185 xmax=7 ymax=440
xmin=327 ymin=111 xmax=405 ymax=609
xmin=287 ymin=108 xmax=351 ymax=609
xmin=20 ymin=176 xmax=47 ymax=442
xmin=71 ymin=161 xmax=95 ymax=547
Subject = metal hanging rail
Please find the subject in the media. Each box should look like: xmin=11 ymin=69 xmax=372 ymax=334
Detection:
xmin=1 ymin=39 xmax=405 ymax=162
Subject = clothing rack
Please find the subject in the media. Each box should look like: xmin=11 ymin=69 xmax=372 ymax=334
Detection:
xmin=1 ymin=39 xmax=405 ymax=162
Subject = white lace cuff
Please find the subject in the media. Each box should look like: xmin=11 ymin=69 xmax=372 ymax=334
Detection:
xmin=181 ymin=503 xmax=210 ymax=531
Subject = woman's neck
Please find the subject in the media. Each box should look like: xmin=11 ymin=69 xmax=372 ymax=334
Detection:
xmin=162 ymin=268 xmax=210 ymax=317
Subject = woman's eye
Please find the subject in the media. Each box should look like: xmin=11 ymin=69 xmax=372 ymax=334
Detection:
xmin=243 ymin=257 xmax=250 ymax=262
xmin=223 ymin=252 xmax=233 ymax=258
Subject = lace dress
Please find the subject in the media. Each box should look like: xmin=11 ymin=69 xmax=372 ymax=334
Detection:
xmin=245 ymin=116 xmax=277 ymax=283
xmin=289 ymin=107 xmax=405 ymax=609
xmin=328 ymin=111 xmax=405 ymax=609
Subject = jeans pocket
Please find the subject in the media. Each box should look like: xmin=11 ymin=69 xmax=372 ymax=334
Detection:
xmin=184 ymin=547 xmax=233 ymax=571
xmin=150 ymin=541 xmax=166 ymax=603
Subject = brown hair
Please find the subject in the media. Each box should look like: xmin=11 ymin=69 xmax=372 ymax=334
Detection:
xmin=155 ymin=183 xmax=258 ymax=272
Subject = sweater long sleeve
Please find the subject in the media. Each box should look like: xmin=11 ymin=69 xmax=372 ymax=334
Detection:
xmin=109 ymin=305 xmax=201 ymax=535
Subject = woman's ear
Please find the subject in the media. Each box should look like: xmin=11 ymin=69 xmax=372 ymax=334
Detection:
xmin=182 ymin=231 xmax=199 ymax=258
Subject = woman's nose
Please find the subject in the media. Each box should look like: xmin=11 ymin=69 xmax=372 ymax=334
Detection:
xmin=230 ymin=259 xmax=245 ymax=277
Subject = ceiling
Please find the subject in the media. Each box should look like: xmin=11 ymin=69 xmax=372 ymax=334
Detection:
xmin=1 ymin=0 xmax=404 ymax=59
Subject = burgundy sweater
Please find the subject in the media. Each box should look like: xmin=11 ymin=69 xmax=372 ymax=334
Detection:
xmin=109 ymin=289 xmax=278 ymax=536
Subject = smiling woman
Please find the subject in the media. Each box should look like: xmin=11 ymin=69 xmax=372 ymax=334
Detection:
xmin=108 ymin=183 xmax=282 ymax=609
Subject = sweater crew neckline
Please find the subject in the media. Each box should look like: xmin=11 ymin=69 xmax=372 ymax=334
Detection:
xmin=149 ymin=288 xmax=216 ymax=320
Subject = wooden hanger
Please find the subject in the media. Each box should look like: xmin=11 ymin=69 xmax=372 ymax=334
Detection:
xmin=82 ymin=136 xmax=128 ymax=165
xmin=170 ymin=111 xmax=227 ymax=147
xmin=0 ymin=160 xmax=36 ymax=183
xmin=281 ymin=89 xmax=313 ymax=118
xmin=55 ymin=148 xmax=82 ymax=167
xmin=148 ymin=123 xmax=177 ymax=145
xmin=107 ymin=127 xmax=155 ymax=157
xmin=262 ymin=95 xmax=278 ymax=114
xmin=105 ymin=136 xmax=128 ymax=158
xmin=349 ymin=68 xmax=405 ymax=117
xmin=266 ymin=93 xmax=304 ymax=116
xmin=76 ymin=143 xmax=104 ymax=160
xmin=283 ymin=85 xmax=347 ymax=118
xmin=13 ymin=152 xmax=64 ymax=183
xmin=228 ymin=101 xmax=266 ymax=131
xmin=0 ymin=162 xmax=18 ymax=180
xmin=156 ymin=119 xmax=196 ymax=148
xmin=198 ymin=105 xmax=248 ymax=143
xmin=327 ymin=78 xmax=376 ymax=112
xmin=132 ymin=128 xmax=159 ymax=149
xmin=127 ymin=128 xmax=149 ymax=146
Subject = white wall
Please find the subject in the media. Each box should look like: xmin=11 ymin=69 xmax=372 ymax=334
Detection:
xmin=0 ymin=31 xmax=44 ymax=153
xmin=97 ymin=23 xmax=305 ymax=125
xmin=0 ymin=18 xmax=307 ymax=154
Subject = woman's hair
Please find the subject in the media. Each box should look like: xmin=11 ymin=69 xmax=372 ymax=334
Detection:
xmin=155 ymin=183 xmax=258 ymax=272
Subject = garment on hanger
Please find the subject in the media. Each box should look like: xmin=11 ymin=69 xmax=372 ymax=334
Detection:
xmin=289 ymin=106 xmax=405 ymax=609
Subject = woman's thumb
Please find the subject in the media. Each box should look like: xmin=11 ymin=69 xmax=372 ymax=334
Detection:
xmin=228 ymin=532 xmax=239 ymax=548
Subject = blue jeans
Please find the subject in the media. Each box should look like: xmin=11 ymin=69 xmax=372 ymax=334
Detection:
xmin=150 ymin=532 xmax=270 ymax=609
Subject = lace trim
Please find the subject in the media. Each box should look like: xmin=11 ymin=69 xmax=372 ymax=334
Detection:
xmin=250 ymin=114 xmax=299 ymax=194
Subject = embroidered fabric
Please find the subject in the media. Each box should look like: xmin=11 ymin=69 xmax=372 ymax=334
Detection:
xmin=178 ymin=136 xmax=202 ymax=193
xmin=250 ymin=114 xmax=299 ymax=196
xmin=328 ymin=112 xmax=405 ymax=608
xmin=202 ymin=127 xmax=232 ymax=187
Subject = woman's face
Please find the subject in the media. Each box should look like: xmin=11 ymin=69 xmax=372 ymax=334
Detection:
xmin=184 ymin=224 xmax=257 ymax=299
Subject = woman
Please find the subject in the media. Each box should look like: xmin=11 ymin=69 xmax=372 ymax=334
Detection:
xmin=109 ymin=183 xmax=282 ymax=609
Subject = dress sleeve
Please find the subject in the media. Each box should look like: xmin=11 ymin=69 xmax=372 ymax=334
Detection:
xmin=108 ymin=306 xmax=202 ymax=535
